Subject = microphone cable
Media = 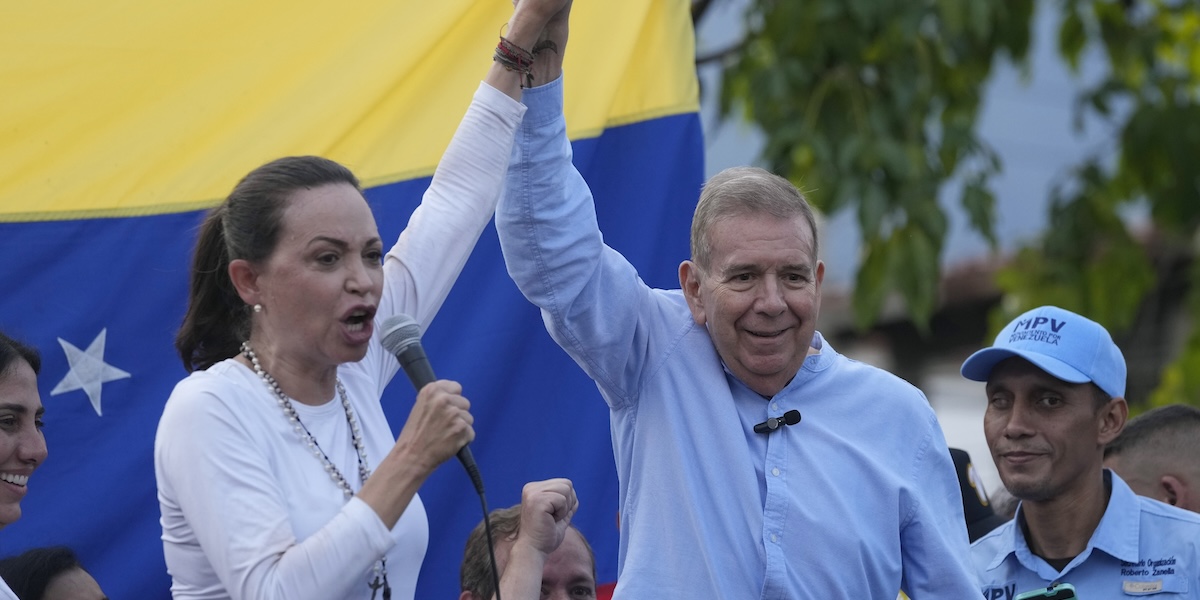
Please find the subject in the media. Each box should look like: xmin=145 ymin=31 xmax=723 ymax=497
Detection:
xmin=378 ymin=314 xmax=502 ymax=598
xmin=458 ymin=443 xmax=497 ymax=596
xmin=477 ymin=484 xmax=503 ymax=600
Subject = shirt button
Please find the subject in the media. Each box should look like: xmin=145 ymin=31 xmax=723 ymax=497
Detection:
xmin=771 ymin=403 xmax=780 ymax=411
xmin=771 ymin=467 xmax=781 ymax=477
xmin=770 ymin=534 xmax=778 ymax=544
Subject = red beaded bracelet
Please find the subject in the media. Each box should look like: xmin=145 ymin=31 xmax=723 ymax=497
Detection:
xmin=494 ymin=36 xmax=535 ymax=88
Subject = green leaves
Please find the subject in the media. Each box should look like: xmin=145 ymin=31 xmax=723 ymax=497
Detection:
xmin=960 ymin=175 xmax=997 ymax=249
xmin=720 ymin=0 xmax=1031 ymax=328
xmin=1121 ymin=104 xmax=1200 ymax=233
xmin=1059 ymin=7 xmax=1087 ymax=70
xmin=1025 ymin=0 xmax=1200 ymax=406
xmin=1151 ymin=259 xmax=1200 ymax=406
xmin=853 ymin=224 xmax=941 ymax=331
xmin=707 ymin=0 xmax=1199 ymax=407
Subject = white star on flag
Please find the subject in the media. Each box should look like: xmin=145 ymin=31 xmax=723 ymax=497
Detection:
xmin=51 ymin=329 xmax=131 ymax=416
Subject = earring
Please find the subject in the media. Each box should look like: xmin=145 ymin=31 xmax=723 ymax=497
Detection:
xmin=253 ymin=304 xmax=263 ymax=313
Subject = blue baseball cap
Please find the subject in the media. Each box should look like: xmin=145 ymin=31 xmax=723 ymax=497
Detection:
xmin=960 ymin=305 xmax=1126 ymax=399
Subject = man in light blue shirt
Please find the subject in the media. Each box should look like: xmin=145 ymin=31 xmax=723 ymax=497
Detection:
xmin=961 ymin=305 xmax=1200 ymax=598
xmin=495 ymin=19 xmax=978 ymax=597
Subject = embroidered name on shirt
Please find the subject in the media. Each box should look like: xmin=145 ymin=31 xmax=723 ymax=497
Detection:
xmin=1120 ymin=556 xmax=1176 ymax=577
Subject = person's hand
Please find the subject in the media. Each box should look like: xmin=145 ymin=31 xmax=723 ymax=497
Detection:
xmin=494 ymin=479 xmax=577 ymax=600
xmin=523 ymin=0 xmax=573 ymax=87
xmin=512 ymin=478 xmax=578 ymax=557
xmin=544 ymin=0 xmax=571 ymax=30
xmin=511 ymin=0 xmax=572 ymax=50
xmin=393 ymin=379 xmax=474 ymax=473
xmin=509 ymin=0 xmax=572 ymax=39
xmin=488 ymin=0 xmax=573 ymax=97
xmin=358 ymin=379 xmax=473 ymax=528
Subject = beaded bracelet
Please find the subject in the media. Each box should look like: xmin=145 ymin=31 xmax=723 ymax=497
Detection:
xmin=494 ymin=36 xmax=535 ymax=88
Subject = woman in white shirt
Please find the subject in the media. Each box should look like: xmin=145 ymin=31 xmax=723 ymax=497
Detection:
xmin=154 ymin=0 xmax=570 ymax=598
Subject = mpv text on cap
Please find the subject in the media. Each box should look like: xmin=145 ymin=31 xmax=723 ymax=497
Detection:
xmin=960 ymin=305 xmax=1125 ymax=399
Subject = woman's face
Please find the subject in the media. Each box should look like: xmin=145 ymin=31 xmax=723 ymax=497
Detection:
xmin=0 ymin=359 xmax=47 ymax=529
xmin=251 ymin=183 xmax=385 ymax=372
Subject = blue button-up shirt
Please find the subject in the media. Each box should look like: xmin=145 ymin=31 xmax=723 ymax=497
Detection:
xmin=972 ymin=470 xmax=1200 ymax=599
xmin=496 ymin=76 xmax=977 ymax=599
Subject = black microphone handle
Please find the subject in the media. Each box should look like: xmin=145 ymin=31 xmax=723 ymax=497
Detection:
xmin=396 ymin=344 xmax=485 ymax=495
xmin=753 ymin=418 xmax=778 ymax=434
xmin=455 ymin=446 xmax=484 ymax=495
xmin=396 ymin=345 xmax=436 ymax=390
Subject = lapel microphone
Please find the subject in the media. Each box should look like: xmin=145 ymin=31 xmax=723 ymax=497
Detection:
xmin=753 ymin=409 xmax=802 ymax=434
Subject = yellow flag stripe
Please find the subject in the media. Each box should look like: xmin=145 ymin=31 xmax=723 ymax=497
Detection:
xmin=0 ymin=0 xmax=698 ymax=222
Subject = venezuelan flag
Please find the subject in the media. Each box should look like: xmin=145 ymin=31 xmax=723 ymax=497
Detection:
xmin=1 ymin=1 xmax=700 ymax=596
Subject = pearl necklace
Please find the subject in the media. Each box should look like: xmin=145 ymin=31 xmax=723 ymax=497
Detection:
xmin=241 ymin=341 xmax=390 ymax=599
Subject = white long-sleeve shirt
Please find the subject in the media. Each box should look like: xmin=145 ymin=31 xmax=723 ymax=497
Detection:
xmin=0 ymin=576 xmax=18 ymax=600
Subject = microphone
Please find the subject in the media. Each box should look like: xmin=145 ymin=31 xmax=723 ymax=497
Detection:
xmin=753 ymin=409 xmax=801 ymax=434
xmin=380 ymin=314 xmax=484 ymax=495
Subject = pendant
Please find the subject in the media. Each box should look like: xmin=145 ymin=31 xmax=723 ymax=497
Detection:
xmin=369 ymin=574 xmax=391 ymax=600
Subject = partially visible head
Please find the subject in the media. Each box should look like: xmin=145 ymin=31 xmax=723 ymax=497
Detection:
xmin=988 ymin=486 xmax=1019 ymax=521
xmin=460 ymin=505 xmax=596 ymax=600
xmin=175 ymin=156 xmax=366 ymax=372
xmin=961 ymin=306 xmax=1127 ymax=503
xmin=0 ymin=546 xmax=107 ymax=600
xmin=0 ymin=331 xmax=46 ymax=529
xmin=680 ymin=167 xmax=825 ymax=396
xmin=0 ymin=332 xmax=40 ymax=382
xmin=950 ymin=448 xmax=1009 ymax=542
xmin=1105 ymin=404 xmax=1200 ymax=513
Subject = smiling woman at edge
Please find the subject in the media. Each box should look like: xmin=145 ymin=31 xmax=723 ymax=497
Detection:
xmin=0 ymin=331 xmax=49 ymax=600
xmin=153 ymin=1 xmax=570 ymax=598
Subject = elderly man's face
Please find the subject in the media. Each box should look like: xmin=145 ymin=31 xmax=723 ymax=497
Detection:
xmin=681 ymin=211 xmax=823 ymax=397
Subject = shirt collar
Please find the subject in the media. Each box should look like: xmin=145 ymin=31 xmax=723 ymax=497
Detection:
xmin=986 ymin=469 xmax=1141 ymax=573
xmin=1087 ymin=469 xmax=1141 ymax=564
xmin=986 ymin=517 xmax=1023 ymax=571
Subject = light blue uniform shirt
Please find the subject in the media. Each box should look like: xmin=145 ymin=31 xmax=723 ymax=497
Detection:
xmin=971 ymin=470 xmax=1200 ymax=599
xmin=497 ymin=77 xmax=978 ymax=599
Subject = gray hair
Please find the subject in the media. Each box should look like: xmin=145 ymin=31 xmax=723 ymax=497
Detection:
xmin=689 ymin=166 xmax=819 ymax=269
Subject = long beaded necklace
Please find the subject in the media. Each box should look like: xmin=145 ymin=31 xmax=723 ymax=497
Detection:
xmin=241 ymin=341 xmax=391 ymax=599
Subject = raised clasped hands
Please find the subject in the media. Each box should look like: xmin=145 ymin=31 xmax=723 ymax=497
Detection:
xmin=510 ymin=0 xmax=572 ymax=37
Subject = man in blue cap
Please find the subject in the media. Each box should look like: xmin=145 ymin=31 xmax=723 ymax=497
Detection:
xmin=960 ymin=305 xmax=1200 ymax=598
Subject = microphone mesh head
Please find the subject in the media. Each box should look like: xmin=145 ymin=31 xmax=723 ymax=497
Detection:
xmin=380 ymin=313 xmax=422 ymax=354
xmin=783 ymin=410 xmax=802 ymax=426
